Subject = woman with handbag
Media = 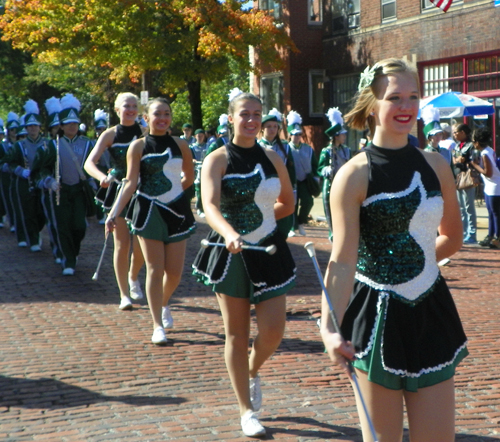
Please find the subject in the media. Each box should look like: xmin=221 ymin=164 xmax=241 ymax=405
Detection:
xmin=287 ymin=110 xmax=318 ymax=237
xmin=35 ymin=94 xmax=93 ymax=276
xmin=469 ymin=127 xmax=500 ymax=248
xmin=452 ymin=123 xmax=478 ymax=244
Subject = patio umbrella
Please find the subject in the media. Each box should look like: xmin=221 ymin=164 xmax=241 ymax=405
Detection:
xmin=419 ymin=91 xmax=494 ymax=118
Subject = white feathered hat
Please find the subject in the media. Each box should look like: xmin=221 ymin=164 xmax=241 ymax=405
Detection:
xmin=24 ymin=99 xmax=42 ymax=126
xmin=286 ymin=110 xmax=302 ymax=135
xmin=60 ymin=93 xmax=81 ymax=124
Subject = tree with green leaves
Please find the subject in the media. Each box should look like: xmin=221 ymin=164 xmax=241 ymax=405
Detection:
xmin=0 ymin=0 xmax=294 ymax=128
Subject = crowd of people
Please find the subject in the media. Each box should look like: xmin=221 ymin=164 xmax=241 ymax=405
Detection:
xmin=2 ymin=57 xmax=498 ymax=439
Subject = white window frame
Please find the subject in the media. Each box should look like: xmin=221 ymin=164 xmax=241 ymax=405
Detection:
xmin=309 ymin=70 xmax=325 ymax=117
xmin=308 ymin=0 xmax=323 ymax=25
xmin=260 ymin=72 xmax=284 ymax=116
xmin=381 ymin=0 xmax=396 ymax=21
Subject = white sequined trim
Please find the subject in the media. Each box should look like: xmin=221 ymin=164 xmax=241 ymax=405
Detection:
xmin=252 ymin=269 xmax=297 ymax=298
xmin=355 ymin=291 xmax=389 ymax=359
xmin=381 ymin=292 xmax=468 ymax=377
xmin=356 ymin=172 xmax=443 ymax=301
xmin=192 ymin=252 xmax=233 ymax=285
xmin=223 ymin=163 xmax=279 ymax=244
xmin=127 ymin=197 xmax=188 ymax=236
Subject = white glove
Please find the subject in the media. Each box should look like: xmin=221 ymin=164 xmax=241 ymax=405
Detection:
xmin=22 ymin=169 xmax=31 ymax=179
xmin=321 ymin=166 xmax=332 ymax=178
xmin=50 ymin=180 xmax=60 ymax=192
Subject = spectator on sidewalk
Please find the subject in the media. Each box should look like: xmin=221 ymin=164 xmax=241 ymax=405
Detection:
xmin=469 ymin=127 xmax=500 ymax=249
xmin=452 ymin=123 xmax=478 ymax=244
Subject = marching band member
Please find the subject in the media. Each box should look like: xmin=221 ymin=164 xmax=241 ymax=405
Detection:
xmin=287 ymin=110 xmax=318 ymax=237
xmin=37 ymin=97 xmax=64 ymax=263
xmin=0 ymin=112 xmax=20 ymax=232
xmin=106 ymin=97 xmax=196 ymax=344
xmin=317 ymin=108 xmax=352 ymax=241
xmin=9 ymin=100 xmax=47 ymax=250
xmin=258 ymin=108 xmax=296 ymax=240
xmin=85 ymin=94 xmax=145 ymax=309
xmin=192 ymin=89 xmax=295 ymax=437
xmin=37 ymin=94 xmax=93 ymax=275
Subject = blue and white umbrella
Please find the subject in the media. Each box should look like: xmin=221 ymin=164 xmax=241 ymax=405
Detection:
xmin=419 ymin=91 xmax=494 ymax=118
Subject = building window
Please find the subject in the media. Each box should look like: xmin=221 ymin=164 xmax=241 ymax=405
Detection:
xmin=309 ymin=70 xmax=325 ymax=117
xmin=261 ymin=73 xmax=284 ymax=116
xmin=381 ymin=0 xmax=396 ymax=20
xmin=258 ymin=0 xmax=282 ymax=20
xmin=421 ymin=0 xmax=434 ymax=10
xmin=308 ymin=0 xmax=323 ymax=25
xmin=468 ymin=56 xmax=500 ymax=93
xmin=423 ymin=56 xmax=500 ymax=96
xmin=331 ymin=0 xmax=360 ymax=34
xmin=330 ymin=74 xmax=360 ymax=152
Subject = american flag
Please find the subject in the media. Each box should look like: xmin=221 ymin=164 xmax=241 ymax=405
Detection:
xmin=430 ymin=0 xmax=453 ymax=12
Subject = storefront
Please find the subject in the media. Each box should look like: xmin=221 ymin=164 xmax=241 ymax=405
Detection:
xmin=420 ymin=51 xmax=500 ymax=152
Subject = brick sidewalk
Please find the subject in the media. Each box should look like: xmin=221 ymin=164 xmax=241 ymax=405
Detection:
xmin=0 ymin=210 xmax=499 ymax=441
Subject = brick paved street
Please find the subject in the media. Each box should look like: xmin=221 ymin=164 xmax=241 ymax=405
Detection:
xmin=1 ymin=202 xmax=500 ymax=442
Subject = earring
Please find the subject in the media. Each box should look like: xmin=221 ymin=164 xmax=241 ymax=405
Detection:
xmin=370 ymin=112 xmax=375 ymax=116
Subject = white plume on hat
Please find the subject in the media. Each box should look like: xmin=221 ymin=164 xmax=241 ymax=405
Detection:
xmin=287 ymin=110 xmax=302 ymax=126
xmin=7 ymin=112 xmax=19 ymax=123
xmin=60 ymin=93 xmax=81 ymax=111
xmin=45 ymin=97 xmax=61 ymax=114
xmin=326 ymin=107 xmax=343 ymax=127
xmin=24 ymin=99 xmax=39 ymax=115
xmin=219 ymin=114 xmax=228 ymax=126
xmin=228 ymin=88 xmax=244 ymax=102
xmin=94 ymin=109 xmax=107 ymax=121
xmin=421 ymin=106 xmax=440 ymax=126
xmin=268 ymin=108 xmax=282 ymax=122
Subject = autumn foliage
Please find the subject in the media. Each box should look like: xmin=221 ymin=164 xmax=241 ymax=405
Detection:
xmin=0 ymin=0 xmax=295 ymax=88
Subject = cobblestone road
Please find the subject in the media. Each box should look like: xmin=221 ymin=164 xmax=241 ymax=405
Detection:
xmin=0 ymin=203 xmax=499 ymax=441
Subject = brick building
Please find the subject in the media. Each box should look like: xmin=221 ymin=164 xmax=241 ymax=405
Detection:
xmin=253 ymin=0 xmax=500 ymax=153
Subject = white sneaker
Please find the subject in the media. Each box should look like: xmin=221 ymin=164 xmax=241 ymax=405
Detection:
xmin=288 ymin=230 xmax=296 ymax=238
xmin=62 ymin=268 xmax=75 ymax=276
xmin=298 ymin=224 xmax=307 ymax=236
xmin=241 ymin=410 xmax=265 ymax=438
xmin=151 ymin=326 xmax=167 ymax=345
xmin=10 ymin=226 xmax=15 ymax=233
xmin=129 ymin=278 xmax=144 ymax=300
xmin=98 ymin=218 xmax=106 ymax=225
xmin=249 ymin=376 xmax=262 ymax=412
xmin=55 ymin=258 xmax=62 ymax=264
xmin=18 ymin=241 xmax=27 ymax=247
xmin=30 ymin=245 xmax=41 ymax=252
xmin=162 ymin=306 xmax=174 ymax=329
xmin=119 ymin=296 xmax=133 ymax=310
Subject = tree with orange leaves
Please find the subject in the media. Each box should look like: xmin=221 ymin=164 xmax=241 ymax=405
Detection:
xmin=0 ymin=0 xmax=295 ymax=127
